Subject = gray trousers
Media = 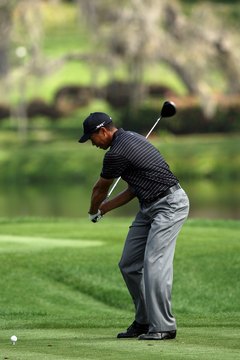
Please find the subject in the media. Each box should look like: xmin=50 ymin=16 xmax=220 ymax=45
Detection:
xmin=119 ymin=187 xmax=189 ymax=333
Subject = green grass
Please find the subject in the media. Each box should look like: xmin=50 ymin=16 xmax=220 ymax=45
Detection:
xmin=0 ymin=217 xmax=239 ymax=359
xmin=0 ymin=328 xmax=239 ymax=360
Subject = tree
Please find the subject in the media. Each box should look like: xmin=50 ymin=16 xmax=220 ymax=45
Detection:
xmin=0 ymin=0 xmax=44 ymax=141
xmin=77 ymin=0 xmax=240 ymax=115
xmin=0 ymin=0 xmax=16 ymax=78
xmin=1 ymin=0 xmax=240 ymax=123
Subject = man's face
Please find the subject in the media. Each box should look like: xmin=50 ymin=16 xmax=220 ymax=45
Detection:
xmin=90 ymin=127 xmax=111 ymax=150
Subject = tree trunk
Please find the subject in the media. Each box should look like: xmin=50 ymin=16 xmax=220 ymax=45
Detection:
xmin=0 ymin=1 xmax=12 ymax=77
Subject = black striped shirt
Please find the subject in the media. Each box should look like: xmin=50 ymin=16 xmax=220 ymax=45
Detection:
xmin=101 ymin=128 xmax=178 ymax=202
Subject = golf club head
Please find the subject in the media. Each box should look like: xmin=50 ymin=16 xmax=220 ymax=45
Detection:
xmin=161 ymin=101 xmax=176 ymax=118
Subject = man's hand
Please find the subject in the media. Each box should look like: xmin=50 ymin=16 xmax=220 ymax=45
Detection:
xmin=88 ymin=209 xmax=103 ymax=223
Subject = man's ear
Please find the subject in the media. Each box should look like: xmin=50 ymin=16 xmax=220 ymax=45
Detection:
xmin=101 ymin=127 xmax=108 ymax=137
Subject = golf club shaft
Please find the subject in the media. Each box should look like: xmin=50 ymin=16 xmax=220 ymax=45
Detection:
xmin=106 ymin=114 xmax=162 ymax=199
xmin=145 ymin=115 xmax=161 ymax=139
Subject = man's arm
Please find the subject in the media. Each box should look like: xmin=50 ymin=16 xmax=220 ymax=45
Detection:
xmin=89 ymin=177 xmax=114 ymax=215
xmin=99 ymin=186 xmax=136 ymax=215
xmin=89 ymin=176 xmax=136 ymax=216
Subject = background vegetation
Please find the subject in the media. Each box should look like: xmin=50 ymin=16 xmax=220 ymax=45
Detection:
xmin=0 ymin=0 xmax=239 ymax=219
xmin=1 ymin=0 xmax=240 ymax=137
xmin=0 ymin=133 xmax=239 ymax=184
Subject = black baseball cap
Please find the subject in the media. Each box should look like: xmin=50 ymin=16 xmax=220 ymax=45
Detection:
xmin=78 ymin=112 xmax=112 ymax=143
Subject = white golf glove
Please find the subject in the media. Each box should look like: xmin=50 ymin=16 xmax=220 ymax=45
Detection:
xmin=88 ymin=209 xmax=103 ymax=223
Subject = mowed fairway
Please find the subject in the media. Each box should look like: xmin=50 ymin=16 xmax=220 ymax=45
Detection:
xmin=0 ymin=217 xmax=239 ymax=359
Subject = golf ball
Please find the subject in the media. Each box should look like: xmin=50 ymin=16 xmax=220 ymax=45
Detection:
xmin=10 ymin=335 xmax=17 ymax=344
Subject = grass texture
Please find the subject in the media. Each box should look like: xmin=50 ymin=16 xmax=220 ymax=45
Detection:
xmin=0 ymin=217 xmax=239 ymax=359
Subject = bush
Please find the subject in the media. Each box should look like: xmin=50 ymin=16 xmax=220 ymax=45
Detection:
xmin=118 ymin=96 xmax=240 ymax=135
xmin=0 ymin=104 xmax=10 ymax=120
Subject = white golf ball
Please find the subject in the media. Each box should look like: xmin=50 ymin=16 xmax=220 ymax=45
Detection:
xmin=11 ymin=335 xmax=17 ymax=344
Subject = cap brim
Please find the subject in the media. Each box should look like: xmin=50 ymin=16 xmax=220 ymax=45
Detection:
xmin=78 ymin=133 xmax=91 ymax=143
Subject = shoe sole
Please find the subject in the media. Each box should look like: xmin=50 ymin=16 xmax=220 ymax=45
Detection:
xmin=138 ymin=333 xmax=176 ymax=340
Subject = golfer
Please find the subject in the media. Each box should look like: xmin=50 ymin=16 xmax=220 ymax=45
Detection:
xmin=79 ymin=112 xmax=189 ymax=340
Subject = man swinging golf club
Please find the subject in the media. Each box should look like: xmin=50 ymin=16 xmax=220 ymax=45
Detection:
xmin=79 ymin=102 xmax=189 ymax=340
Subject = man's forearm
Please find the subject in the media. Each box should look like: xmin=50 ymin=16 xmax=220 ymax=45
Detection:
xmin=99 ymin=187 xmax=135 ymax=215
xmin=89 ymin=187 xmax=108 ymax=214
xmin=89 ymin=177 xmax=114 ymax=214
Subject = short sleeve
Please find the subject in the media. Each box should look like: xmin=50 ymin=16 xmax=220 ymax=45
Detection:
xmin=101 ymin=152 xmax=130 ymax=179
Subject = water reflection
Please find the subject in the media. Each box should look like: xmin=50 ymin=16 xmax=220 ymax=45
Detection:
xmin=0 ymin=180 xmax=239 ymax=220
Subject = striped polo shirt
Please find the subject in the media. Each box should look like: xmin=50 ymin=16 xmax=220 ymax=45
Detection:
xmin=101 ymin=128 xmax=178 ymax=202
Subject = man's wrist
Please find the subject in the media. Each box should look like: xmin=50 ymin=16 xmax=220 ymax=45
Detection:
xmin=99 ymin=203 xmax=107 ymax=216
xmin=88 ymin=209 xmax=102 ymax=223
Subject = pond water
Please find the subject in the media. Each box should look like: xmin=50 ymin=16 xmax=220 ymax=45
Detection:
xmin=0 ymin=180 xmax=239 ymax=220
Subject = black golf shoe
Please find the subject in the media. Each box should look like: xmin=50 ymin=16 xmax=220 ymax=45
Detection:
xmin=117 ymin=321 xmax=149 ymax=338
xmin=138 ymin=330 xmax=177 ymax=340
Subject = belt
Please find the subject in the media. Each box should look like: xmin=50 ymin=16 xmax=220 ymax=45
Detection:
xmin=143 ymin=183 xmax=181 ymax=206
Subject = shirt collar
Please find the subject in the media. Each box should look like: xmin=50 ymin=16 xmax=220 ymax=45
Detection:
xmin=110 ymin=128 xmax=124 ymax=145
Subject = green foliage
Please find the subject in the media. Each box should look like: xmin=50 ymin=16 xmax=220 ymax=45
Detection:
xmin=154 ymin=135 xmax=240 ymax=180
xmin=123 ymin=98 xmax=240 ymax=134
xmin=0 ymin=133 xmax=239 ymax=184
xmin=0 ymin=217 xmax=239 ymax=359
xmin=0 ymin=141 xmax=102 ymax=184
xmin=4 ymin=0 xmax=240 ymax=112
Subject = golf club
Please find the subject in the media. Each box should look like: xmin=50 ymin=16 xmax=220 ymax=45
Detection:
xmin=106 ymin=100 xmax=176 ymax=199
